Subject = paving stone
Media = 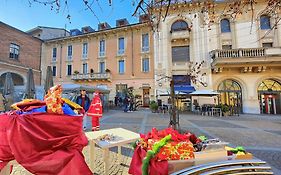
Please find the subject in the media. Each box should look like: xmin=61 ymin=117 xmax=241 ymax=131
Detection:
xmin=188 ymin=119 xmax=247 ymax=128
xmin=9 ymin=110 xmax=281 ymax=174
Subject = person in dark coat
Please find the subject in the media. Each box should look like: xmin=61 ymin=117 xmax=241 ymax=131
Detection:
xmin=76 ymin=90 xmax=91 ymax=112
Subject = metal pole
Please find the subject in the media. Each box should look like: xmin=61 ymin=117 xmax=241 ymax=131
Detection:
xmin=170 ymin=79 xmax=177 ymax=130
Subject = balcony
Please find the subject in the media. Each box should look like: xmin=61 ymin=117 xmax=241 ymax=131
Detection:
xmin=71 ymin=73 xmax=111 ymax=81
xmin=211 ymin=47 xmax=281 ymax=67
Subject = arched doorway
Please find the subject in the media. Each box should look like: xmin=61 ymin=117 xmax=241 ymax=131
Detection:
xmin=217 ymin=79 xmax=243 ymax=112
xmin=258 ymin=79 xmax=281 ymax=114
xmin=0 ymin=72 xmax=24 ymax=87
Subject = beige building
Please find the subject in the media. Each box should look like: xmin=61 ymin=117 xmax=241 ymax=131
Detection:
xmin=41 ymin=18 xmax=154 ymax=106
xmin=154 ymin=1 xmax=281 ymax=114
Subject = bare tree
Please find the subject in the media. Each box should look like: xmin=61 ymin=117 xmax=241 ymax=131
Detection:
xmin=27 ymin=0 xmax=280 ymax=33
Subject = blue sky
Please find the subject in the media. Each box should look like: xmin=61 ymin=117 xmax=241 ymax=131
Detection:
xmin=0 ymin=0 xmax=138 ymax=32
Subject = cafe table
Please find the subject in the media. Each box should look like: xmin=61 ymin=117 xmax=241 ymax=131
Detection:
xmin=85 ymin=128 xmax=140 ymax=175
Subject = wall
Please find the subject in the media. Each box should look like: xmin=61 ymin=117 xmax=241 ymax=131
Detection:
xmin=0 ymin=22 xmax=42 ymax=85
xmin=212 ymin=68 xmax=281 ymax=114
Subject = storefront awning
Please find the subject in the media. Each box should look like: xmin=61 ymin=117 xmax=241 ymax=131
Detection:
xmin=174 ymin=85 xmax=195 ymax=94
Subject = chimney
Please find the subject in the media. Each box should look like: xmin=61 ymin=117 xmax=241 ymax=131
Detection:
xmin=81 ymin=26 xmax=94 ymax=34
xmin=98 ymin=22 xmax=111 ymax=31
xmin=139 ymin=14 xmax=149 ymax=23
xmin=116 ymin=18 xmax=129 ymax=27
xmin=70 ymin=29 xmax=82 ymax=36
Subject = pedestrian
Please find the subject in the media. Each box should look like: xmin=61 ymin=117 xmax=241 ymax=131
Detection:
xmin=114 ymin=96 xmax=118 ymax=107
xmin=129 ymin=96 xmax=134 ymax=112
xmin=87 ymin=91 xmax=103 ymax=131
xmin=0 ymin=92 xmax=6 ymax=113
xmin=75 ymin=89 xmax=91 ymax=112
xmin=123 ymin=96 xmax=129 ymax=112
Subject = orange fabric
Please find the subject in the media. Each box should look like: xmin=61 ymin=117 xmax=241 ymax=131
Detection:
xmin=11 ymin=99 xmax=46 ymax=111
xmin=44 ymin=85 xmax=63 ymax=114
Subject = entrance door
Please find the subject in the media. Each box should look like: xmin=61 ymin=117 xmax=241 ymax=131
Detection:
xmin=264 ymin=95 xmax=277 ymax=114
xmin=143 ymin=89 xmax=150 ymax=107
xmin=258 ymin=79 xmax=281 ymax=114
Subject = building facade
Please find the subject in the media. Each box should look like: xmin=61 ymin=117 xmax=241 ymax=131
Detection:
xmin=41 ymin=19 xmax=154 ymax=106
xmin=154 ymin=1 xmax=281 ymax=114
xmin=27 ymin=26 xmax=70 ymax=40
xmin=0 ymin=21 xmax=42 ymax=88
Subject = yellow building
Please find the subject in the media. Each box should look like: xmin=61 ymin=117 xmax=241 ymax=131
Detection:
xmin=153 ymin=1 xmax=281 ymax=114
xmin=41 ymin=18 xmax=154 ymax=107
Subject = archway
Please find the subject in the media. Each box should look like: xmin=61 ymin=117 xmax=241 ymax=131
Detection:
xmin=0 ymin=72 xmax=24 ymax=87
xmin=258 ymin=79 xmax=281 ymax=114
xmin=217 ymin=79 xmax=243 ymax=112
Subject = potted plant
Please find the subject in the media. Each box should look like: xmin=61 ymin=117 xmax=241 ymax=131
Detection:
xmin=74 ymin=70 xmax=79 ymax=74
xmin=217 ymin=104 xmax=230 ymax=116
xmin=149 ymin=100 xmax=158 ymax=113
xmin=105 ymin=69 xmax=111 ymax=73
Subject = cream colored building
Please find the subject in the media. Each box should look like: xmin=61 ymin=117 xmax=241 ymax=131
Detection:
xmin=41 ymin=19 xmax=154 ymax=107
xmin=153 ymin=1 xmax=281 ymax=114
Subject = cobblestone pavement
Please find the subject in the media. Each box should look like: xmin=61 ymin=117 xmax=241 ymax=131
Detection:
xmin=10 ymin=109 xmax=281 ymax=174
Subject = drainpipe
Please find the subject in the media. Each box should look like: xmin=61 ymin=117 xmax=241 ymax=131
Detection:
xmin=131 ymin=29 xmax=134 ymax=76
xmin=60 ymin=44 xmax=62 ymax=78
xmin=39 ymin=42 xmax=42 ymax=85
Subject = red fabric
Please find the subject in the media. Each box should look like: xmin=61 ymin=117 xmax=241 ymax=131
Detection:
xmin=129 ymin=146 xmax=168 ymax=175
xmin=91 ymin=117 xmax=100 ymax=131
xmin=0 ymin=113 xmax=13 ymax=170
xmin=0 ymin=112 xmax=92 ymax=175
xmin=81 ymin=97 xmax=85 ymax=109
xmin=87 ymin=92 xmax=102 ymax=118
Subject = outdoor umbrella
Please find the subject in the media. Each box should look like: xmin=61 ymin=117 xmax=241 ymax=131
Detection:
xmin=24 ymin=69 xmax=36 ymax=99
xmin=3 ymin=72 xmax=14 ymax=110
xmin=44 ymin=66 xmax=54 ymax=94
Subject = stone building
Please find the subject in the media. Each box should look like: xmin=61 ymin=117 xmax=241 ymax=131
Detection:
xmin=0 ymin=21 xmax=42 ymax=88
xmin=153 ymin=1 xmax=281 ymax=114
xmin=27 ymin=26 xmax=70 ymax=40
xmin=41 ymin=17 xmax=154 ymax=107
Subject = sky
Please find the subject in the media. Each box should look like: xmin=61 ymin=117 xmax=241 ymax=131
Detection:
xmin=0 ymin=0 xmax=139 ymax=32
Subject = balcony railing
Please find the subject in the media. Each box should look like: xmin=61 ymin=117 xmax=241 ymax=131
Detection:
xmin=71 ymin=73 xmax=111 ymax=81
xmin=211 ymin=47 xmax=281 ymax=59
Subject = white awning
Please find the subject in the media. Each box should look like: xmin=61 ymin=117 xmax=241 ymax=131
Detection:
xmin=190 ymin=90 xmax=220 ymax=96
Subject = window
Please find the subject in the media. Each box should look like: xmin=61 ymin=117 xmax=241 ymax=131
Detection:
xmin=222 ymin=45 xmax=232 ymax=50
xmin=142 ymin=33 xmax=149 ymax=52
xmin=220 ymin=19 xmax=231 ymax=33
xmin=260 ymin=15 xmax=271 ymax=30
xmin=82 ymin=43 xmax=88 ymax=58
xmin=118 ymin=60 xmax=125 ymax=74
xmin=99 ymin=62 xmax=105 ymax=73
xmin=118 ymin=37 xmax=125 ymax=55
xmin=99 ymin=39 xmax=105 ymax=57
xmin=142 ymin=58 xmax=149 ymax=72
xmin=82 ymin=63 xmax=88 ymax=74
xmin=52 ymin=66 xmax=56 ymax=76
xmin=67 ymin=45 xmax=72 ymax=59
xmin=9 ymin=43 xmax=20 ymax=59
xmin=52 ymin=48 xmax=57 ymax=61
xmin=67 ymin=65 xmax=72 ymax=76
xmin=172 ymin=46 xmax=190 ymax=62
xmin=262 ymin=43 xmax=273 ymax=48
xmin=258 ymin=79 xmax=281 ymax=92
xmin=171 ymin=20 xmax=189 ymax=32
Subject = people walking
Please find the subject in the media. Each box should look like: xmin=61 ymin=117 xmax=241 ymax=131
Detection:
xmin=123 ymin=96 xmax=129 ymax=112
